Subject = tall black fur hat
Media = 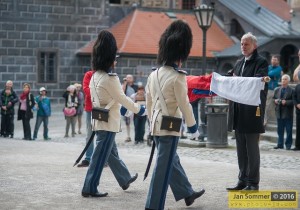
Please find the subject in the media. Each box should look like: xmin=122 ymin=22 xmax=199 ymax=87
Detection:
xmin=92 ymin=30 xmax=117 ymax=72
xmin=157 ymin=20 xmax=193 ymax=65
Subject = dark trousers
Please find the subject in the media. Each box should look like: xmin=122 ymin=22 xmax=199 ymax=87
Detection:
xmin=235 ymin=131 xmax=260 ymax=186
xmin=191 ymin=101 xmax=199 ymax=128
xmin=133 ymin=115 xmax=147 ymax=142
xmin=20 ymin=110 xmax=32 ymax=139
xmin=296 ymin=114 xmax=300 ymax=149
xmin=277 ymin=118 xmax=293 ymax=149
xmin=33 ymin=116 xmax=49 ymax=139
xmin=1 ymin=114 xmax=14 ymax=136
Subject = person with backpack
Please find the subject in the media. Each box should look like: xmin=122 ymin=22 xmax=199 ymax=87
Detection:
xmin=33 ymin=87 xmax=51 ymax=140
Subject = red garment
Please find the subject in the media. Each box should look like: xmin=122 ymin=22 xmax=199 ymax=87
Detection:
xmin=82 ymin=70 xmax=95 ymax=111
xmin=20 ymin=91 xmax=29 ymax=100
xmin=186 ymin=74 xmax=213 ymax=103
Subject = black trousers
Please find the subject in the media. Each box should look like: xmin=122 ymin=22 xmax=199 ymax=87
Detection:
xmin=1 ymin=114 xmax=14 ymax=136
xmin=235 ymin=131 xmax=260 ymax=186
xmin=295 ymin=114 xmax=300 ymax=149
xmin=19 ymin=110 xmax=32 ymax=139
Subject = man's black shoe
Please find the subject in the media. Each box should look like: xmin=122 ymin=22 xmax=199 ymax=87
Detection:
xmin=292 ymin=147 xmax=300 ymax=151
xmin=242 ymin=185 xmax=259 ymax=191
xmin=184 ymin=189 xmax=205 ymax=206
xmin=274 ymin=146 xmax=283 ymax=149
xmin=77 ymin=160 xmax=90 ymax=167
xmin=81 ymin=192 xmax=108 ymax=197
xmin=122 ymin=173 xmax=138 ymax=190
xmin=226 ymin=183 xmax=246 ymax=191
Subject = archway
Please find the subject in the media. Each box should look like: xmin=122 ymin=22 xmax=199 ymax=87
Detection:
xmin=230 ymin=19 xmax=245 ymax=40
xmin=280 ymin=44 xmax=298 ymax=76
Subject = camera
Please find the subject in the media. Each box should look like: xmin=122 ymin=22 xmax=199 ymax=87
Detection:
xmin=123 ymin=78 xmax=127 ymax=81
xmin=278 ymin=99 xmax=282 ymax=105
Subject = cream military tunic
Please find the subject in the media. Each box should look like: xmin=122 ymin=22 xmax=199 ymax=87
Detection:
xmin=146 ymin=66 xmax=196 ymax=137
xmin=90 ymin=70 xmax=141 ymax=132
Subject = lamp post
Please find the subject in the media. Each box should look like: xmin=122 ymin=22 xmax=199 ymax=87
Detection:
xmin=194 ymin=4 xmax=215 ymax=141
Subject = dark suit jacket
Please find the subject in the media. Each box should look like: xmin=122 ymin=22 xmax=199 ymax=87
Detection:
xmin=228 ymin=49 xmax=268 ymax=133
xmin=293 ymin=84 xmax=300 ymax=115
xmin=273 ymin=86 xmax=294 ymax=119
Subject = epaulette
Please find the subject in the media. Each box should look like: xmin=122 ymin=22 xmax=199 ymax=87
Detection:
xmin=177 ymin=69 xmax=187 ymax=75
xmin=151 ymin=67 xmax=157 ymax=71
xmin=108 ymin=72 xmax=117 ymax=76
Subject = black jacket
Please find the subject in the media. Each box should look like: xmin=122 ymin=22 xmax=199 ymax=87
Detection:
xmin=293 ymin=84 xmax=300 ymax=115
xmin=0 ymin=88 xmax=19 ymax=115
xmin=274 ymin=86 xmax=294 ymax=119
xmin=228 ymin=49 xmax=268 ymax=133
xmin=17 ymin=93 xmax=35 ymax=120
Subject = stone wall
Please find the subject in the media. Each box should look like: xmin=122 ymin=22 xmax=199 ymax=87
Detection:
xmin=0 ymin=0 xmax=109 ymax=103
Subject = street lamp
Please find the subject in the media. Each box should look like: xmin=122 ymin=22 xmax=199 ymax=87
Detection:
xmin=194 ymin=4 xmax=215 ymax=141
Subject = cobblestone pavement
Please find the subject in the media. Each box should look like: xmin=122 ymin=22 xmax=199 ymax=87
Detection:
xmin=0 ymin=106 xmax=299 ymax=210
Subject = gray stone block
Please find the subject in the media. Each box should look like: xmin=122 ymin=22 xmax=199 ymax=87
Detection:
xmin=34 ymin=33 xmax=46 ymax=40
xmin=16 ymin=73 xmax=28 ymax=81
xmin=48 ymin=14 xmax=59 ymax=19
xmin=21 ymin=12 xmax=34 ymax=18
xmin=2 ymin=73 xmax=14 ymax=81
xmin=65 ymin=42 xmax=77 ymax=49
xmin=8 ymin=49 xmax=20 ymax=56
xmin=27 ymin=57 xmax=36 ymax=65
xmin=0 ymin=48 xmax=7 ymax=55
xmin=71 ymin=34 xmax=81 ymax=41
xmin=0 ymin=31 xmax=7 ymax=39
xmin=22 ymin=32 xmax=33 ymax=39
xmin=16 ymin=24 xmax=27 ymax=31
xmin=29 ymin=5 xmax=40 ymax=12
xmin=84 ymin=8 xmax=96 ymax=15
xmin=0 ymin=3 xmax=7 ymax=10
xmin=40 ymin=41 xmax=52 ymax=48
xmin=16 ymin=40 xmax=27 ymax=48
xmin=0 ymin=66 xmax=7 ymax=72
xmin=59 ymin=33 xmax=70 ymax=41
xmin=2 ymin=23 xmax=14 ymax=30
xmin=28 ymin=24 xmax=40 ymax=32
xmin=28 ymin=73 xmax=36 ymax=81
xmin=35 ymin=13 xmax=47 ymax=19
xmin=87 ymin=27 xmax=96 ymax=33
xmin=54 ymin=25 xmax=65 ymax=33
xmin=53 ymin=6 xmax=65 ymax=14
xmin=66 ymin=7 xmax=75 ymax=14
xmin=53 ymin=41 xmax=65 ymax=49
xmin=21 ymin=49 xmax=33 ymax=56
xmin=21 ymin=66 xmax=32 ymax=72
xmin=2 ymin=56 xmax=14 ymax=65
xmin=28 ymin=41 xmax=39 ymax=48
xmin=48 ymin=33 xmax=59 ymax=40
xmin=8 ymin=66 xmax=21 ymax=72
xmin=41 ymin=24 xmax=52 ymax=32
xmin=16 ymin=57 xmax=28 ymax=65
xmin=2 ymin=40 xmax=14 ymax=47
xmin=8 ymin=31 xmax=21 ymax=39
xmin=41 ymin=6 xmax=52 ymax=13
xmin=77 ymin=27 xmax=87 ymax=33
xmin=66 ymin=26 xmax=76 ymax=33
xmin=18 ymin=4 xmax=28 ymax=12
xmin=82 ymin=34 xmax=91 ymax=41
xmin=22 ymin=0 xmax=33 ymax=4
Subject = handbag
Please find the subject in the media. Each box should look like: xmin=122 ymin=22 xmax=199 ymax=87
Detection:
xmin=154 ymin=70 xmax=182 ymax=132
xmin=161 ymin=115 xmax=182 ymax=132
xmin=63 ymin=107 xmax=76 ymax=117
xmin=92 ymin=107 xmax=109 ymax=122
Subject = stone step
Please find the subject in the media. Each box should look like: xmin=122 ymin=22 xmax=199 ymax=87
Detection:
xmin=260 ymin=130 xmax=296 ymax=143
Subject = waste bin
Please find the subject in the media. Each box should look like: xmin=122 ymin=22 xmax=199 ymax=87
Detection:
xmin=206 ymin=103 xmax=228 ymax=148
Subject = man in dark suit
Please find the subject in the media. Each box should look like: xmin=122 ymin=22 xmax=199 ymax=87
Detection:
xmin=273 ymin=74 xmax=294 ymax=150
xmin=226 ymin=32 xmax=268 ymax=191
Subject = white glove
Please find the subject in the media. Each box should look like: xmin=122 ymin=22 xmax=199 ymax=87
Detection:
xmin=141 ymin=109 xmax=147 ymax=116
xmin=190 ymin=130 xmax=200 ymax=139
xmin=125 ymin=110 xmax=133 ymax=117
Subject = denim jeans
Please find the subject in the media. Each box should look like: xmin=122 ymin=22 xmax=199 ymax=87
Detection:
xmin=277 ymin=118 xmax=293 ymax=149
xmin=133 ymin=114 xmax=147 ymax=142
xmin=33 ymin=116 xmax=49 ymax=139
xmin=85 ymin=111 xmax=94 ymax=161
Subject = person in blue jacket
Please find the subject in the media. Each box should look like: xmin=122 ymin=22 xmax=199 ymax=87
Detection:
xmin=264 ymin=55 xmax=282 ymax=126
xmin=33 ymin=87 xmax=51 ymax=140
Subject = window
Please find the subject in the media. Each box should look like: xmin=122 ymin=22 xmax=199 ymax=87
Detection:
xmin=38 ymin=50 xmax=58 ymax=83
xmin=182 ymin=0 xmax=195 ymax=10
xmin=109 ymin=0 xmax=121 ymax=4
